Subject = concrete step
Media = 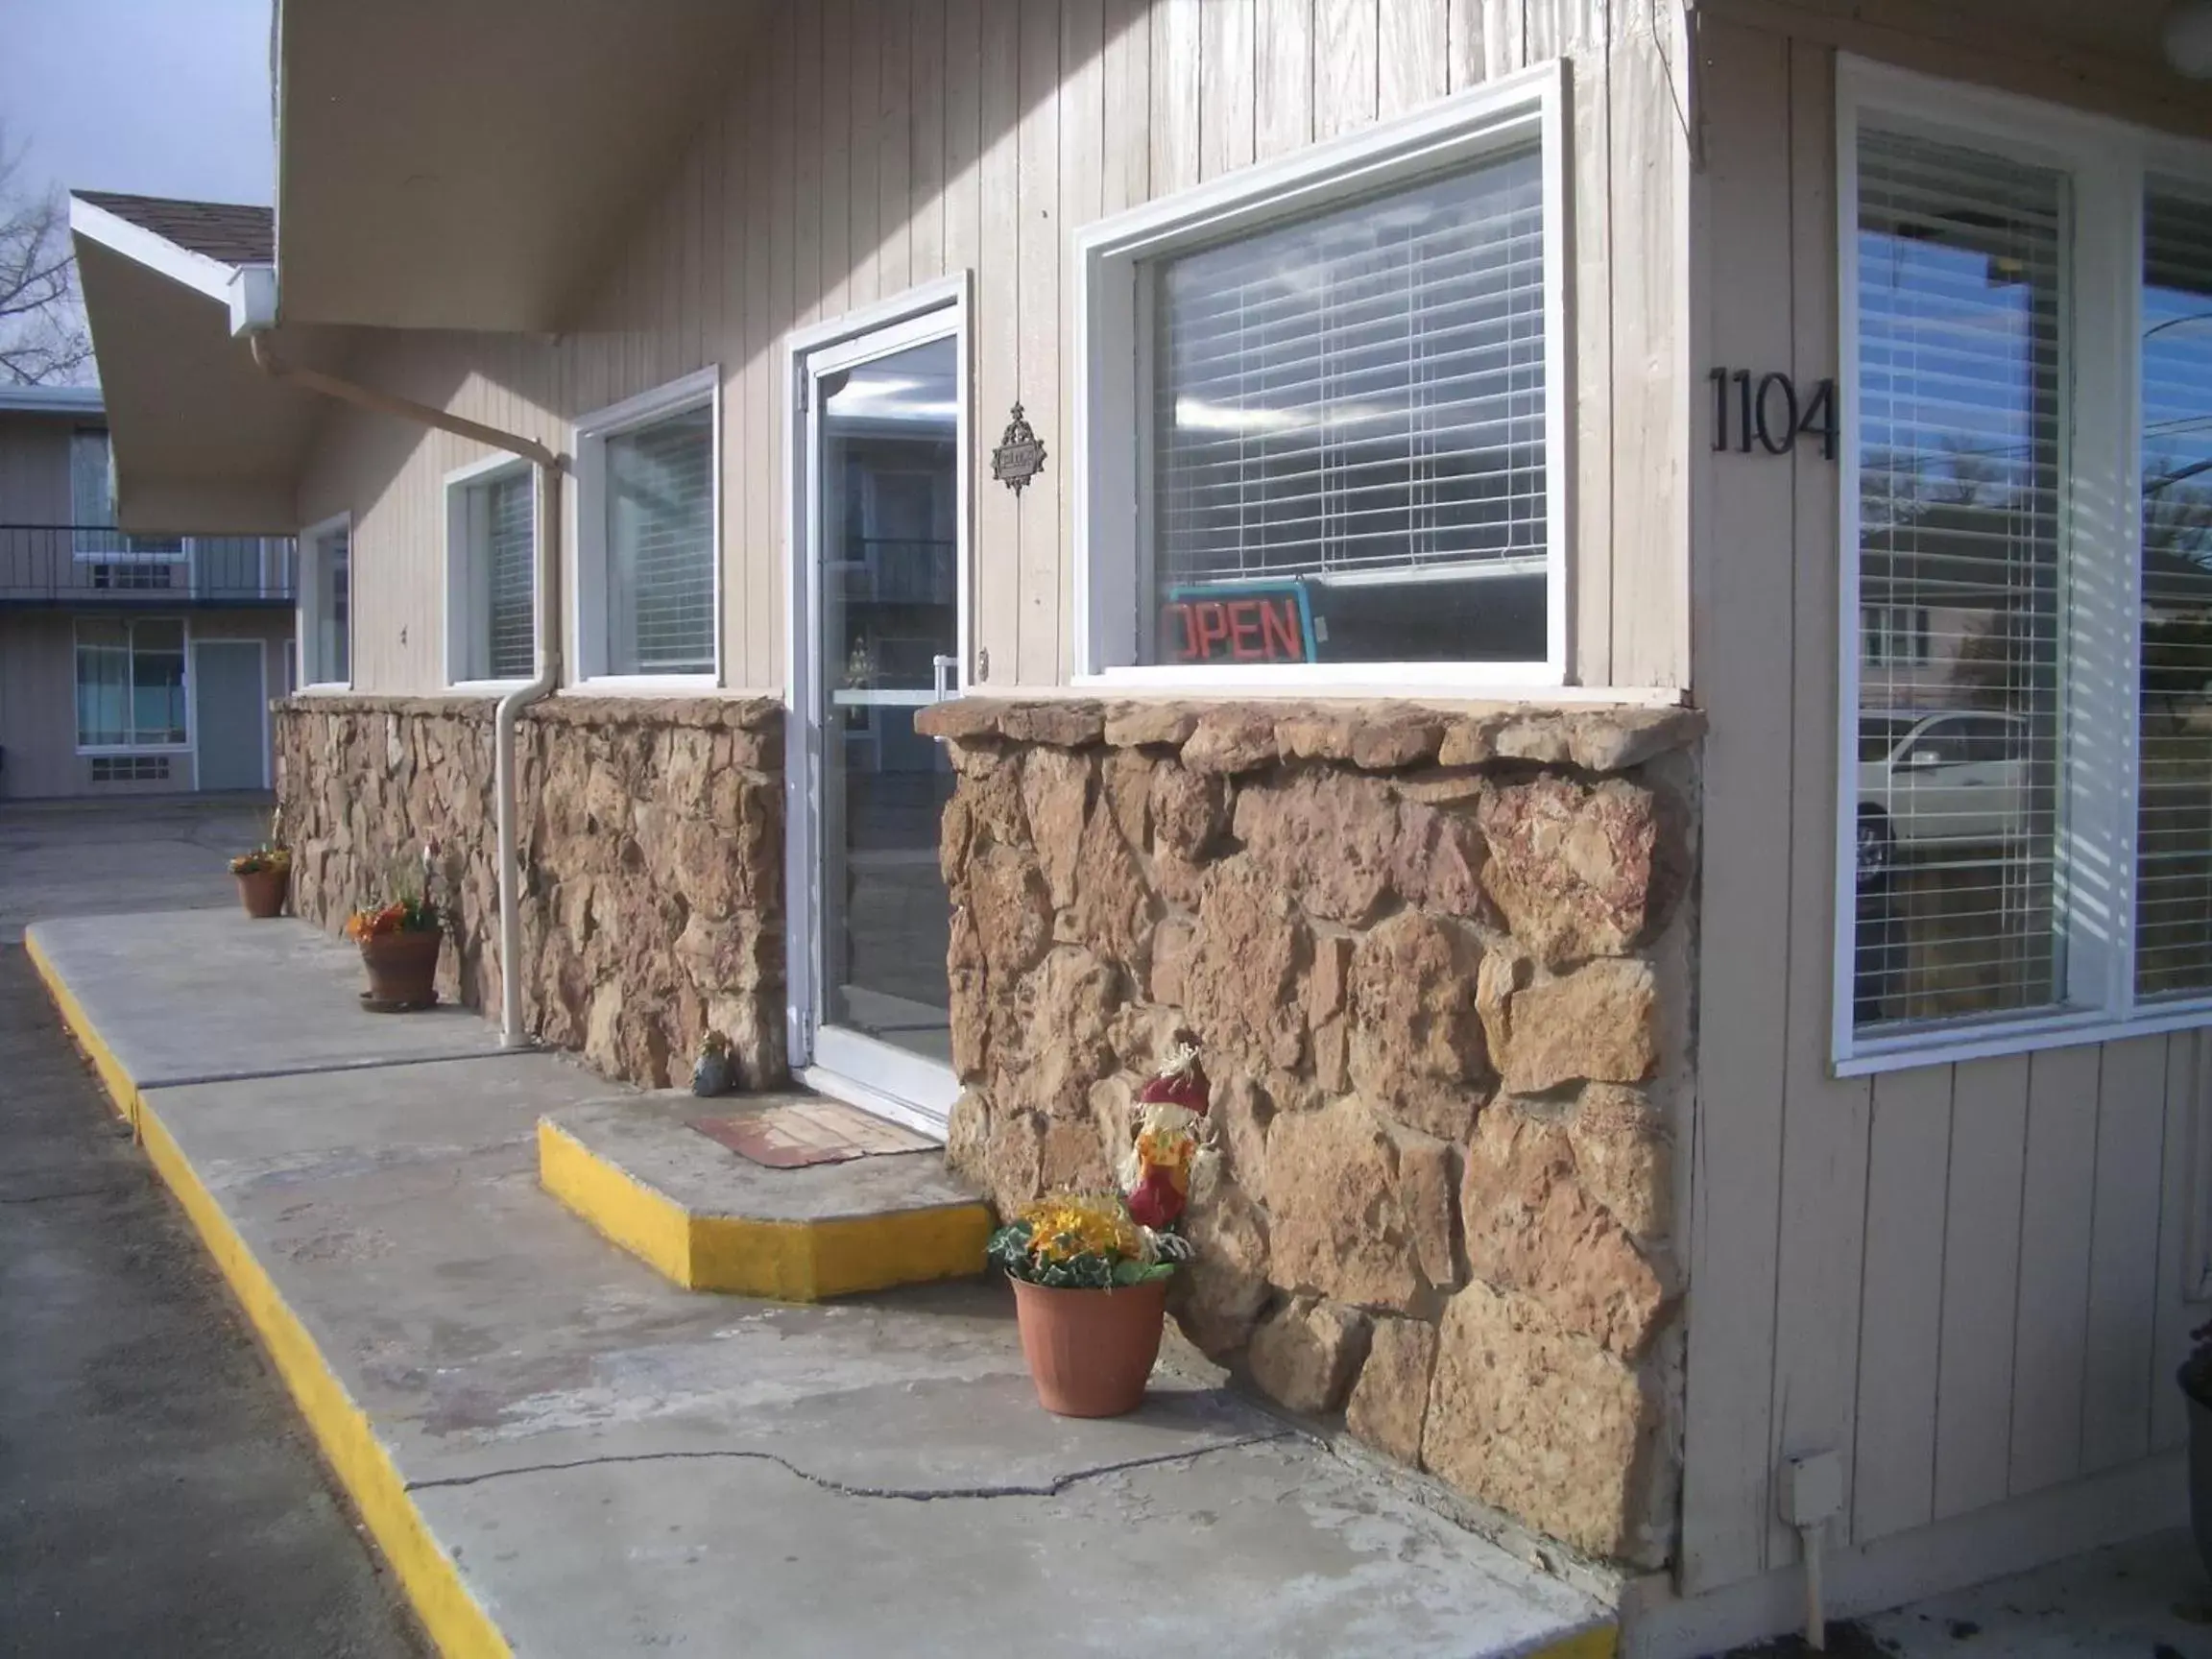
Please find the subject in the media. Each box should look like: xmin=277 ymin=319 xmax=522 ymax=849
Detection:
xmin=539 ymin=1094 xmax=992 ymax=1299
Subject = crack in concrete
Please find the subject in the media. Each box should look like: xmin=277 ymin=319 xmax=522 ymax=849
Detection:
xmin=402 ymin=1429 xmax=1296 ymax=1503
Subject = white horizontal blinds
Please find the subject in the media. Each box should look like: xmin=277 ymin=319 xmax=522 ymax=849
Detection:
xmin=485 ymin=470 xmax=535 ymax=681
xmin=2137 ymin=183 xmax=2212 ymax=998
xmin=1852 ymin=129 xmax=2065 ymax=1032
xmin=1146 ymin=148 xmax=1548 ymax=665
xmin=607 ymin=404 xmax=713 ymax=676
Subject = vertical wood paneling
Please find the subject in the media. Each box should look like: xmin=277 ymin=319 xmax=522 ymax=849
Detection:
xmin=1446 ymin=0 xmax=1487 ymax=89
xmin=2008 ymin=1044 xmax=2104 ymax=1496
xmin=847 ymin=1 xmax=881 ymax=309
xmin=1571 ymin=18 xmax=1614 ymax=685
xmin=1379 ymin=0 xmax=1448 ymax=120
xmin=1484 ymin=0 xmax=1526 ymax=79
xmin=758 ymin=1 xmax=798 ymax=685
xmin=2081 ymin=1034 xmax=2171 ymax=1471
xmin=1607 ymin=15 xmax=1687 ymax=688
xmin=1254 ymin=0 xmax=1314 ymax=158
xmin=1851 ymin=1065 xmax=1955 ymax=1544
xmin=973 ymin=0 xmax=1022 ymax=685
xmin=1150 ymin=0 xmax=1201 ymax=197
xmin=2152 ymin=1031 xmax=2205 ymax=1453
xmin=1933 ymin=1054 xmax=2032 ymax=1518
xmin=1199 ymin=0 xmax=1255 ymax=180
xmin=1014 ymin=0 xmax=1063 ymax=684
xmin=1764 ymin=33 xmax=1875 ymax=1572
xmin=878 ymin=0 xmax=913 ymax=298
xmin=1100 ymin=0 xmax=1153 ymax=210
xmin=1313 ymin=0 xmax=1379 ymax=139
xmin=908 ymin=0 xmax=948 ymax=283
xmin=1060 ymin=0 xmax=1106 ymax=678
xmin=1679 ymin=15 xmax=1795 ymax=1594
xmin=792 ymin=2 xmax=825 ymax=328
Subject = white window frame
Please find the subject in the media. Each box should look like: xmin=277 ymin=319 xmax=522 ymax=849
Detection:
xmin=568 ymin=366 xmax=722 ymax=691
xmin=73 ymin=613 xmax=193 ymax=756
xmin=298 ymin=511 xmax=352 ymax=691
xmin=443 ymin=452 xmax=539 ymax=691
xmin=1833 ymin=57 xmax=2212 ymax=1075
xmin=1070 ymin=59 xmax=1570 ymax=692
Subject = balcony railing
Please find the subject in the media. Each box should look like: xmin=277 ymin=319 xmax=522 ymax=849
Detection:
xmin=0 ymin=524 xmax=298 ymax=608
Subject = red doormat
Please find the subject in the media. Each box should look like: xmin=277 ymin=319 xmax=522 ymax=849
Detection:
xmin=689 ymin=1100 xmax=936 ymax=1168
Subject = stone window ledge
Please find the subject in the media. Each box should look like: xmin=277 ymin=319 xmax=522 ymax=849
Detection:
xmin=915 ymin=696 xmax=1704 ymax=777
xmin=274 ymin=691 xmax=782 ymax=733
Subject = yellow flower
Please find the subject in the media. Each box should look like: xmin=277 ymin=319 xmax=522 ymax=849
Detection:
xmin=1018 ymin=1191 xmax=1140 ymax=1264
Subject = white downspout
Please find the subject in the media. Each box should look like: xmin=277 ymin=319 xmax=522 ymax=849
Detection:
xmin=247 ymin=334 xmax=562 ymax=1048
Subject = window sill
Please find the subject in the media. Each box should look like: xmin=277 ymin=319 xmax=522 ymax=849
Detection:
xmin=1837 ymin=998 xmax=2212 ymax=1076
xmin=565 ymin=674 xmax=720 ymax=697
xmin=447 ymin=678 xmax=535 ymax=696
xmin=1070 ymin=665 xmax=1683 ymax=707
xmin=297 ymin=681 xmax=353 ymax=695
xmin=75 ymin=743 xmax=191 ymax=757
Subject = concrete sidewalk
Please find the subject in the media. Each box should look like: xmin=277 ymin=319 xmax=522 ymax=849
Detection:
xmin=25 ymin=908 xmax=1616 ymax=1658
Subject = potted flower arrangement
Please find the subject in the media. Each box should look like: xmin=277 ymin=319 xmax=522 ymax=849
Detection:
xmin=345 ymin=844 xmax=445 ymax=1011
xmin=987 ymin=1046 xmax=1210 ymax=1418
xmin=228 ymin=844 xmax=292 ymax=919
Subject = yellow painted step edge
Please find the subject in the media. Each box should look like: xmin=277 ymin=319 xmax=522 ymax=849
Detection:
xmin=1525 ymin=1622 xmax=1619 ymax=1659
xmin=539 ymin=1116 xmax=991 ymax=1300
xmin=27 ymin=930 xmax=510 ymax=1659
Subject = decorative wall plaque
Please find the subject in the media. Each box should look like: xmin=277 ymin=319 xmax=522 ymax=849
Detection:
xmin=991 ymin=403 xmax=1046 ymax=493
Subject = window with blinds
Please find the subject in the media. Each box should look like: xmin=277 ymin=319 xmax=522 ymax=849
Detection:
xmin=1840 ymin=66 xmax=2212 ymax=1064
xmin=1850 ymin=130 xmax=2065 ymax=1034
xmin=1142 ymin=148 xmax=1548 ymax=667
xmin=2138 ymin=182 xmax=2212 ymax=1000
xmin=606 ymin=403 xmax=713 ymax=677
xmin=447 ymin=465 xmax=536 ymax=684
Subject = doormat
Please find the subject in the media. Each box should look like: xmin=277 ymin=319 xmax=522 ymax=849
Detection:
xmin=689 ymin=1100 xmax=937 ymax=1168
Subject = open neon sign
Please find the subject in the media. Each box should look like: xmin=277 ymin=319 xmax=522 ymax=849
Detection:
xmin=1160 ymin=582 xmax=1320 ymax=664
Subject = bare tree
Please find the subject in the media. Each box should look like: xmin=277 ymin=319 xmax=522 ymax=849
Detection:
xmin=0 ymin=124 xmax=91 ymax=385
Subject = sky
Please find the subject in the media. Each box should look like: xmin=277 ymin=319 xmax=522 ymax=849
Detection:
xmin=0 ymin=0 xmax=275 ymax=206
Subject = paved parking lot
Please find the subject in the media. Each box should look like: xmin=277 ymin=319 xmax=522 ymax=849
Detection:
xmin=0 ymin=796 xmax=421 ymax=1656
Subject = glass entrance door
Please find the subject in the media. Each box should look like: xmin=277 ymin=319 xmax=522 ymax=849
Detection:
xmin=795 ymin=308 xmax=965 ymax=1128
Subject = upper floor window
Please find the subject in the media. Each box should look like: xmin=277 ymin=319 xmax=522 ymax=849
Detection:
xmin=300 ymin=514 xmax=350 ymax=688
xmin=445 ymin=456 xmax=537 ymax=685
xmin=1838 ymin=60 xmax=2212 ymax=1070
xmin=1075 ymin=66 xmax=1565 ymax=687
xmin=70 ymin=428 xmax=180 ymax=560
xmin=574 ymin=369 xmax=719 ymax=685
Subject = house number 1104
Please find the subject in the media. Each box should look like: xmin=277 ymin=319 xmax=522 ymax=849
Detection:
xmin=1710 ymin=368 xmax=1838 ymax=460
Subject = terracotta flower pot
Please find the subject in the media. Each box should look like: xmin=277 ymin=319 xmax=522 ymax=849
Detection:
xmin=234 ymin=866 xmax=289 ymax=919
xmin=359 ymin=928 xmax=442 ymax=1009
xmin=1010 ymin=1275 xmax=1169 ymax=1417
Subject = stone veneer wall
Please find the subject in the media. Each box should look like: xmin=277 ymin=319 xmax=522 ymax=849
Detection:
xmin=916 ymin=695 xmax=1701 ymax=1570
xmin=274 ymin=695 xmax=785 ymax=1090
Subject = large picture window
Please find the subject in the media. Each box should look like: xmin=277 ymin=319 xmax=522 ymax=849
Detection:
xmin=1075 ymin=67 xmax=1565 ymax=685
xmin=575 ymin=369 xmax=718 ymax=684
xmin=76 ymin=617 xmax=186 ymax=751
xmin=1839 ymin=62 xmax=2212 ymax=1069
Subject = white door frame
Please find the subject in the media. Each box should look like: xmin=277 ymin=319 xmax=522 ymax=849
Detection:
xmin=189 ymin=633 xmax=271 ymax=791
xmin=782 ymin=272 xmax=974 ymax=1136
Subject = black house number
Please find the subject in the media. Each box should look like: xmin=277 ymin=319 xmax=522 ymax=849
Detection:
xmin=1710 ymin=368 xmax=1838 ymax=460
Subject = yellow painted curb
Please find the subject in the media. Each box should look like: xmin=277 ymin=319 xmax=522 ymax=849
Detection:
xmin=1526 ymin=1623 xmax=1619 ymax=1659
xmin=538 ymin=1117 xmax=992 ymax=1300
xmin=27 ymin=937 xmax=510 ymax=1659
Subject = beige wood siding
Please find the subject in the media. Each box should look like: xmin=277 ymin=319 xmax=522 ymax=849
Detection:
xmin=294 ymin=0 xmax=1692 ymax=698
xmin=1683 ymin=12 xmax=2212 ymax=1602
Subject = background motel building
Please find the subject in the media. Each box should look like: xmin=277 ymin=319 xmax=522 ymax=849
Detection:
xmin=0 ymin=366 xmax=296 ymax=799
xmin=68 ymin=2 xmax=2212 ymax=1654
